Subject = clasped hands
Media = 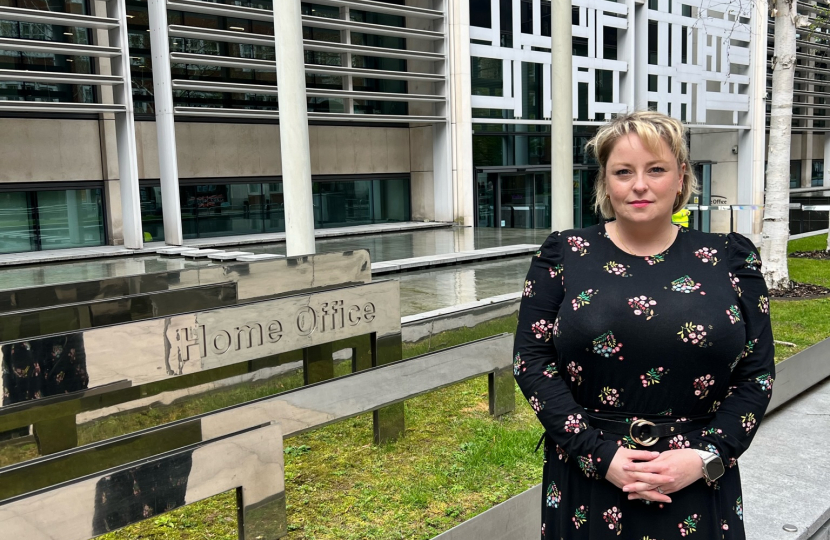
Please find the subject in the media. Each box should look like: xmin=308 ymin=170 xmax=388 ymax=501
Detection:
xmin=605 ymin=448 xmax=704 ymax=504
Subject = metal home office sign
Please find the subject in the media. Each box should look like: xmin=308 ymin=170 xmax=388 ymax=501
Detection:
xmin=167 ymin=280 xmax=400 ymax=371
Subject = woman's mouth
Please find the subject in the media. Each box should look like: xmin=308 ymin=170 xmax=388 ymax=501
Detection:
xmin=629 ymin=200 xmax=652 ymax=208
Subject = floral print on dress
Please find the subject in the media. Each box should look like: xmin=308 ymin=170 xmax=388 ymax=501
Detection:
xmin=669 ymin=434 xmax=692 ymax=449
xmin=513 ymin=352 xmax=526 ymax=376
xmin=756 ymin=373 xmax=774 ymax=397
xmin=695 ymin=247 xmax=720 ymax=265
xmin=543 ymin=364 xmax=558 ymax=378
xmin=628 ymin=295 xmax=657 ymax=319
xmin=604 ymin=261 xmax=632 ymax=277
xmin=693 ymin=374 xmax=715 ymax=398
xmin=552 ymin=316 xmax=561 ymax=337
xmin=567 ymin=236 xmax=590 ymax=256
xmin=677 ymin=322 xmax=712 ymax=347
xmin=555 ymin=444 xmax=569 ymax=462
xmin=564 ymin=413 xmax=586 ymax=434
xmin=644 ymin=253 xmax=665 ymax=265
xmin=726 ymin=305 xmax=741 ymax=324
xmin=602 ymin=507 xmax=622 ymax=535
xmin=546 ymin=481 xmax=561 ymax=508
xmin=549 ymin=264 xmax=563 ymax=279
xmin=758 ymin=295 xmax=769 ymax=314
xmin=577 ymin=455 xmax=598 ymax=478
xmin=531 ymin=319 xmax=555 ymax=341
xmin=591 ymin=331 xmax=623 ymax=359
xmin=671 ymin=275 xmax=705 ymax=295
xmin=572 ymin=289 xmax=598 ymax=310
xmin=701 ymin=427 xmax=725 ymax=439
xmin=679 ymin=514 xmax=701 ymax=536
xmin=567 ymin=361 xmax=584 ymax=385
xmin=572 ymin=505 xmax=588 ymax=529
xmin=599 ymin=386 xmax=623 ymax=407
xmin=734 ymin=497 xmax=744 ymax=520
xmin=729 ymin=272 xmax=743 ymax=296
xmin=523 ymin=279 xmax=535 ymax=298
xmin=640 ymin=367 xmax=668 ymax=387
xmin=745 ymin=252 xmax=762 ymax=271
xmin=529 ymin=395 xmax=544 ymax=412
xmin=741 ymin=412 xmax=757 ymax=433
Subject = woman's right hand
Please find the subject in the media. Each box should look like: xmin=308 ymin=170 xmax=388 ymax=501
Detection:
xmin=605 ymin=448 xmax=675 ymax=503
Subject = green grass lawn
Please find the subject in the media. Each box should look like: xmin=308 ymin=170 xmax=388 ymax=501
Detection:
xmin=64 ymin=235 xmax=830 ymax=539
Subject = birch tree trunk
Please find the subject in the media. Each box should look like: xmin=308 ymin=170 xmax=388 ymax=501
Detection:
xmin=761 ymin=0 xmax=797 ymax=290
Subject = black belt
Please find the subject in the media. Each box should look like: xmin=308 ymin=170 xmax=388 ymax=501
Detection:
xmin=534 ymin=413 xmax=713 ymax=452
xmin=586 ymin=414 xmax=712 ymax=447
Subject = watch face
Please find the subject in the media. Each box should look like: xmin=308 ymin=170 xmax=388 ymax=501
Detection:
xmin=705 ymin=457 xmax=725 ymax=481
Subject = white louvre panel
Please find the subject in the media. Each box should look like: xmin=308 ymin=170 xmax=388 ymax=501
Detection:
xmin=768 ymin=5 xmax=830 ymax=132
xmin=0 ymin=37 xmax=120 ymax=57
xmin=158 ymin=0 xmax=448 ymax=121
xmin=174 ymin=106 xmax=446 ymax=123
xmin=171 ymin=80 xmax=445 ymax=103
xmin=0 ymin=101 xmax=126 ymax=113
xmin=0 ymin=0 xmax=142 ymax=247
xmin=0 ymin=6 xmax=119 ymax=28
xmin=0 ymin=69 xmax=122 ymax=85
xmin=168 ymin=52 xmax=444 ymax=82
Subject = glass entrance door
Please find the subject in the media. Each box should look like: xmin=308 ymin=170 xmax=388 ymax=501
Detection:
xmin=500 ymin=174 xmax=535 ymax=228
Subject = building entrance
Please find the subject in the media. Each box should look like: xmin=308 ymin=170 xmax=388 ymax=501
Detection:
xmin=476 ymin=167 xmax=599 ymax=229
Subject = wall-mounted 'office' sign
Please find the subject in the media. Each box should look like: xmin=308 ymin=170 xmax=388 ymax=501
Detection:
xmin=0 ymin=280 xmax=400 ymax=400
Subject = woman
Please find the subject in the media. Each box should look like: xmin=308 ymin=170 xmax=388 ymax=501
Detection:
xmin=513 ymin=110 xmax=774 ymax=539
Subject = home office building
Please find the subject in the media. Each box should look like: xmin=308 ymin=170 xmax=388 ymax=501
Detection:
xmin=0 ymin=0 xmax=794 ymax=255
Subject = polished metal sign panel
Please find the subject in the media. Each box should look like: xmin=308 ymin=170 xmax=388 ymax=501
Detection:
xmin=0 ymin=423 xmax=286 ymax=540
xmin=0 ymin=334 xmax=512 ymax=501
xmin=0 ymin=279 xmax=399 ymax=403
xmin=0 ymin=250 xmax=370 ymax=313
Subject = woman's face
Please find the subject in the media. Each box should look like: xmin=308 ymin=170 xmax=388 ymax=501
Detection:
xmin=604 ymin=132 xmax=685 ymax=226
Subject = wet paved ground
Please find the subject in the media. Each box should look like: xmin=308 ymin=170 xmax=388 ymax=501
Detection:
xmin=0 ymin=227 xmax=542 ymax=314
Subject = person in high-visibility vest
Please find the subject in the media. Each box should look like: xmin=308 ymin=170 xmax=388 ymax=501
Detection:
xmin=672 ymin=208 xmax=690 ymax=227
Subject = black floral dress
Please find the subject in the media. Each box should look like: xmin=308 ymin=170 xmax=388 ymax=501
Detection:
xmin=513 ymin=223 xmax=774 ymax=540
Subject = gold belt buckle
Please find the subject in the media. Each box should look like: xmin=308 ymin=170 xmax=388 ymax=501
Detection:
xmin=630 ymin=418 xmax=658 ymax=446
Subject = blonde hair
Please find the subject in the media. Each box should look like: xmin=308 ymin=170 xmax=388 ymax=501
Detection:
xmin=585 ymin=110 xmax=698 ymax=219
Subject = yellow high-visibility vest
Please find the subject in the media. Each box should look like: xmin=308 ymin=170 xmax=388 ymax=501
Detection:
xmin=672 ymin=208 xmax=690 ymax=227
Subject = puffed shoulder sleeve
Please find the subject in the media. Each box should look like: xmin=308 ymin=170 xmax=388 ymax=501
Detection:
xmin=513 ymin=232 xmax=620 ymax=479
xmin=688 ymin=232 xmax=775 ymax=464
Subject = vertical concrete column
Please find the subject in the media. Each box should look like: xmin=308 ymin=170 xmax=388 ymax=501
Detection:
xmin=430 ymin=1 xmax=453 ymax=223
xmin=274 ymin=0 xmax=316 ymax=256
xmin=736 ymin=0 xmax=769 ymax=237
xmin=447 ymin=0 xmax=474 ymax=226
xmin=107 ymin=0 xmax=143 ymax=248
xmin=551 ymin=0 xmax=574 ymax=231
xmin=824 ymin=134 xmax=830 ymax=187
xmin=632 ymin=1 xmax=649 ymax=110
xmin=147 ymin=0 xmax=183 ymax=245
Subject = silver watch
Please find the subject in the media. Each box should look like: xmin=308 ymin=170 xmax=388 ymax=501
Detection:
xmin=693 ymin=449 xmax=725 ymax=482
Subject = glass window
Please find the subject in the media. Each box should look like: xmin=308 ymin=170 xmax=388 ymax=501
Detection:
xmin=0 ymin=191 xmax=36 ymax=254
xmin=139 ymin=177 xmax=410 ymax=239
xmin=0 ymin=187 xmax=105 ymax=254
xmin=471 ymin=57 xmax=503 ymax=97
xmin=520 ymin=0 xmax=533 ymax=34
xmin=812 ymin=160 xmax=824 ymax=187
xmin=499 ymin=0 xmax=512 ymax=47
xmin=180 ymin=183 xmax=263 ymax=239
xmin=648 ymin=21 xmax=658 ymax=64
xmin=595 ymin=70 xmax=613 ymax=103
xmin=790 ymin=160 xmax=802 ymax=188
xmin=470 ymin=0 xmax=492 ymax=28
xmin=522 ymin=62 xmax=543 ymax=119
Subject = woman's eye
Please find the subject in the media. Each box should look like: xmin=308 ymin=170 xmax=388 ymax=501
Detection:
xmin=613 ymin=169 xmax=631 ymax=176
xmin=649 ymin=167 xmax=666 ymax=173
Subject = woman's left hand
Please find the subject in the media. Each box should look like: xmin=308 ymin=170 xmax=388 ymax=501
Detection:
xmin=620 ymin=449 xmax=704 ymax=499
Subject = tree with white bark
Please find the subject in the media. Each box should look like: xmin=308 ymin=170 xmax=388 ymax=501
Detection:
xmin=760 ymin=0 xmax=799 ymax=290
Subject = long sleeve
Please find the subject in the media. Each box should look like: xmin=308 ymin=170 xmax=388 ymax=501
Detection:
xmin=513 ymin=232 xmax=620 ymax=479
xmin=687 ymin=233 xmax=775 ymax=465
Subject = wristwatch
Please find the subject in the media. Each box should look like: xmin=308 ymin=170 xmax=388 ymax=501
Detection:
xmin=693 ymin=450 xmax=725 ymax=482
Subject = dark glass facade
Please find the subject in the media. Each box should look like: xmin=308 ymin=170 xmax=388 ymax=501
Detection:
xmin=0 ymin=186 xmax=106 ymax=254
xmin=124 ymin=0 xmax=408 ymax=116
xmin=0 ymin=0 xmax=95 ymax=104
xmin=140 ymin=176 xmax=411 ymax=241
